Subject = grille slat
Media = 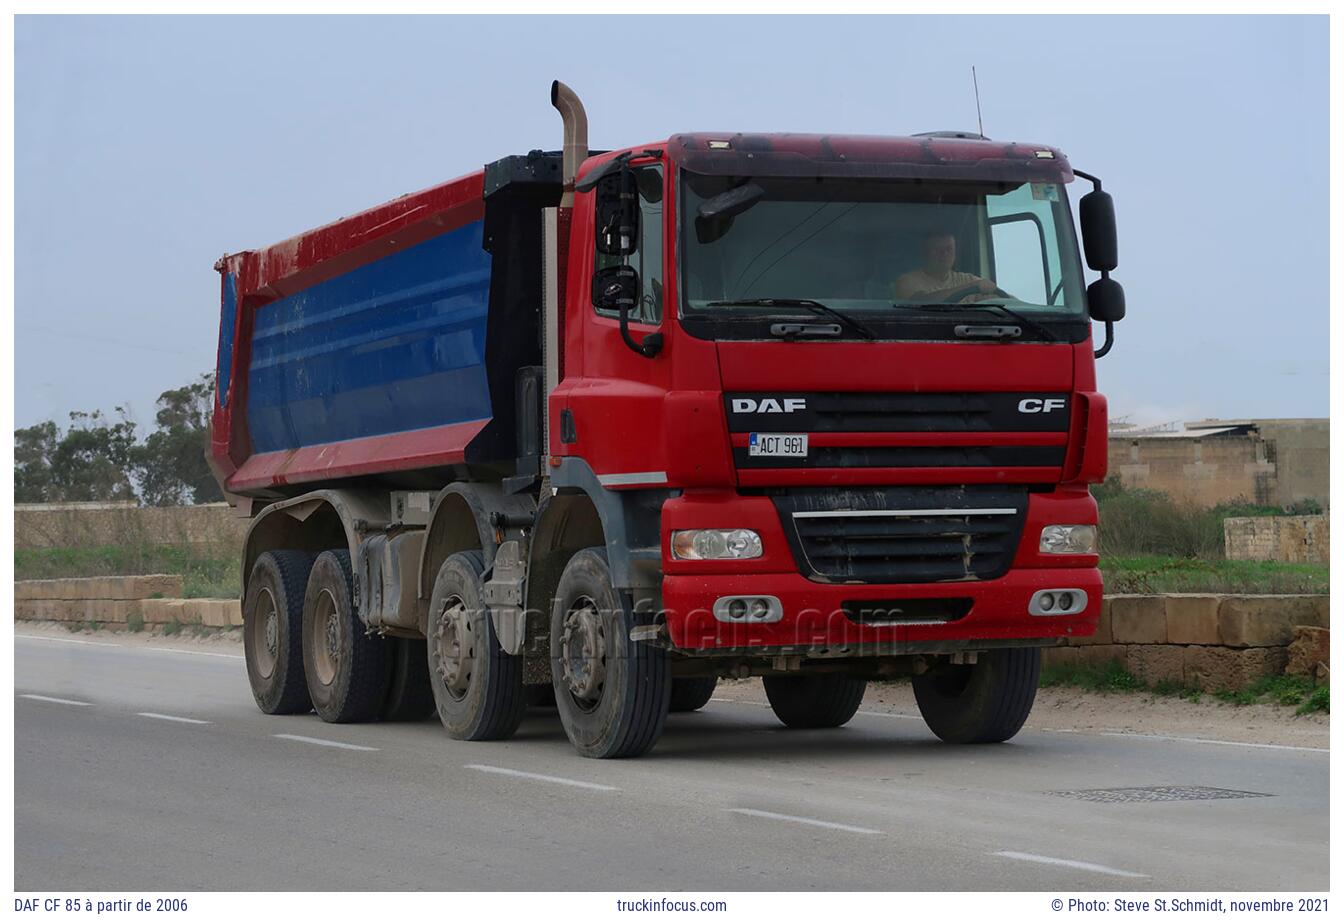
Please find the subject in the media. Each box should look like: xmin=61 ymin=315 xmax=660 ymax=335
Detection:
xmin=773 ymin=487 xmax=1028 ymax=584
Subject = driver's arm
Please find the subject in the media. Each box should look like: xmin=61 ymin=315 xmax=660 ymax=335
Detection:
xmin=894 ymin=274 xmax=995 ymax=303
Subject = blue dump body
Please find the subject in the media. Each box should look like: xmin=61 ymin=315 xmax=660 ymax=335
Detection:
xmin=245 ymin=221 xmax=493 ymax=454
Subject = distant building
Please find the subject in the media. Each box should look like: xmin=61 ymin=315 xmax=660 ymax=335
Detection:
xmin=1106 ymin=418 xmax=1328 ymax=509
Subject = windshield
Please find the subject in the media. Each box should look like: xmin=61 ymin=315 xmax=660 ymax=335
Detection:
xmin=680 ymin=172 xmax=1087 ymax=332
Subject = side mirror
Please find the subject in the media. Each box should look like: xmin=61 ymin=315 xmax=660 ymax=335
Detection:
xmin=1079 ymin=189 xmax=1118 ymax=272
xmin=592 ymin=265 xmax=662 ymax=358
xmin=695 ymin=182 xmax=765 ymax=245
xmin=595 ymin=170 xmax=639 ymax=257
xmin=592 ymin=264 xmax=638 ymax=311
xmin=1087 ymin=277 xmax=1126 ymax=323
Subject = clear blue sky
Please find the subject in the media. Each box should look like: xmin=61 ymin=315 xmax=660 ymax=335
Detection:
xmin=15 ymin=14 xmax=1329 ymax=432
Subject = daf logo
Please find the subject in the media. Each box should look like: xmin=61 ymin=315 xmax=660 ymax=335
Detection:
xmin=1018 ymin=398 xmax=1067 ymax=414
xmin=732 ymin=397 xmax=807 ymax=414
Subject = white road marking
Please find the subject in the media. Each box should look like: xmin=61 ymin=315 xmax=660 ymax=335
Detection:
xmin=463 ymin=764 xmax=619 ymax=791
xmin=728 ymin=807 xmax=884 ymax=835
xmin=993 ymin=850 xmax=1148 ymax=878
xmin=853 ymin=709 xmax=923 ymax=721
xmin=273 ymin=734 xmax=379 ymax=752
xmin=1098 ymin=731 xmax=1328 ymax=754
xmin=138 ymin=712 xmax=211 ymax=724
xmin=16 ymin=634 xmax=242 ymax=660
xmin=18 ymin=693 xmax=92 ymax=707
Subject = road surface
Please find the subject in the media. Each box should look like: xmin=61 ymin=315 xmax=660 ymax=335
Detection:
xmin=14 ymin=632 xmax=1329 ymax=891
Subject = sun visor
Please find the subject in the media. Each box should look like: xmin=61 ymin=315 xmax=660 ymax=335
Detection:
xmin=669 ymin=133 xmax=1074 ymax=184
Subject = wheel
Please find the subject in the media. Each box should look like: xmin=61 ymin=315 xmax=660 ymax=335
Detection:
xmin=551 ymin=548 xmax=670 ymax=758
xmin=763 ymin=673 xmax=867 ymax=728
xmin=302 ymin=550 xmax=390 ymax=723
xmin=381 ymin=637 xmax=436 ymax=721
xmin=668 ymin=676 xmax=718 ymax=713
xmin=426 ymin=550 xmax=526 ymax=741
xmin=243 ymin=550 xmax=315 ymax=714
xmin=912 ymin=647 xmax=1041 ymax=744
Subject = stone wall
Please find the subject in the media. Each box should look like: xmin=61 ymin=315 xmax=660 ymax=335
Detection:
xmin=14 ymin=502 xmax=248 ymax=550
xmin=14 ymin=575 xmax=241 ymax=627
xmin=1224 ymin=515 xmax=1330 ymax=564
xmin=1044 ymin=594 xmax=1330 ymax=690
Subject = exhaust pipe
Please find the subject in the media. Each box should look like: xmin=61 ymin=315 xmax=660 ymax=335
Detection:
xmin=551 ymin=80 xmax=588 ymax=208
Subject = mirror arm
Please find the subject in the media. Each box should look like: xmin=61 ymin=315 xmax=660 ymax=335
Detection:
xmin=1073 ymin=169 xmax=1102 ymax=193
xmin=1093 ymin=320 xmax=1114 ymax=359
xmin=618 ymin=299 xmax=663 ymax=358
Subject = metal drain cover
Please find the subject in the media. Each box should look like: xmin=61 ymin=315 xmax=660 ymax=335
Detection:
xmin=1050 ymin=785 xmax=1273 ymax=804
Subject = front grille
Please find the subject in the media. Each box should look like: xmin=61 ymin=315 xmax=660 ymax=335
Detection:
xmin=842 ymin=598 xmax=974 ymax=625
xmin=774 ymin=487 xmax=1028 ymax=584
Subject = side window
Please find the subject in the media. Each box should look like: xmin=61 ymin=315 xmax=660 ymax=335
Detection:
xmin=989 ymin=217 xmax=1049 ymax=305
xmin=594 ymin=164 xmax=663 ymax=324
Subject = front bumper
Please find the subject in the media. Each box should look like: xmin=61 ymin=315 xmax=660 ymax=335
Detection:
xmin=661 ymin=566 xmax=1102 ymax=652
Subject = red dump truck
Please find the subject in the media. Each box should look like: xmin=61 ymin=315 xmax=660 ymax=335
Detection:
xmin=211 ymin=81 xmax=1125 ymax=758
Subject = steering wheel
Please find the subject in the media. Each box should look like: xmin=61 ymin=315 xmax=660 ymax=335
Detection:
xmin=941 ymin=283 xmax=1010 ymax=304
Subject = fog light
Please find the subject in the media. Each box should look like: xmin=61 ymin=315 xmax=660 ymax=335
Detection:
xmin=1040 ymin=524 xmax=1098 ymax=554
xmin=1029 ymin=589 xmax=1087 ymax=616
xmin=712 ymin=595 xmax=783 ymax=623
xmin=671 ymin=529 xmax=764 ymax=560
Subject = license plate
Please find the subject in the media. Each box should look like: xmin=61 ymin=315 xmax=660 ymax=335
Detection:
xmin=748 ymin=433 xmax=808 ymax=458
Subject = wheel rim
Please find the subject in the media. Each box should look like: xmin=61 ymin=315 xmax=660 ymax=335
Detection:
xmin=251 ymin=587 xmax=279 ymax=680
xmin=311 ymin=588 xmax=341 ymax=687
xmin=560 ymin=595 xmax=606 ymax=713
xmin=434 ymin=595 xmax=474 ymax=701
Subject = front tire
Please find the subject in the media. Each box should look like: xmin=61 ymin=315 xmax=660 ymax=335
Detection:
xmin=426 ymin=550 xmax=526 ymax=741
xmin=302 ymin=550 xmax=390 ymax=723
xmin=669 ymin=676 xmax=718 ymax=713
xmin=243 ymin=550 xmax=315 ymax=715
xmin=911 ymin=648 xmax=1041 ymax=743
xmin=382 ymin=637 xmax=436 ymax=722
xmin=763 ymin=673 xmax=867 ymax=728
xmin=551 ymin=548 xmax=670 ymax=758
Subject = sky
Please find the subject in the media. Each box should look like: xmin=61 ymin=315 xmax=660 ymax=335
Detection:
xmin=13 ymin=14 xmax=1330 ymax=433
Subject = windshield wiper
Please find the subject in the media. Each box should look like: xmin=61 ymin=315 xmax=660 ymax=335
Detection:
xmin=894 ymin=300 xmax=1057 ymax=343
xmin=706 ymin=298 xmax=875 ymax=340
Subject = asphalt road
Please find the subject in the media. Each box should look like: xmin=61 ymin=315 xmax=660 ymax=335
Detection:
xmin=14 ymin=633 xmax=1330 ymax=891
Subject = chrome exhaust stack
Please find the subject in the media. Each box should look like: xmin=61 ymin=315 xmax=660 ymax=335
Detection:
xmin=551 ymin=80 xmax=589 ymax=208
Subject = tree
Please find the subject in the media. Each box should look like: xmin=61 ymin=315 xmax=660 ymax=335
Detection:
xmin=14 ymin=372 xmax=225 ymax=507
xmin=14 ymin=410 xmax=139 ymax=503
xmin=133 ymin=373 xmax=224 ymax=506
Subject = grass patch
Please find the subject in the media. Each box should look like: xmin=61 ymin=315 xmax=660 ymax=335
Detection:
xmin=15 ymin=543 xmax=238 ymax=598
xmin=162 ymin=619 xmax=183 ymax=636
xmin=1040 ymin=659 xmax=1142 ymax=693
xmin=1297 ymin=686 xmax=1330 ymax=715
xmin=1041 ymin=663 xmax=1323 ymax=714
xmin=126 ymin=611 xmax=145 ymax=633
xmin=1101 ymin=555 xmax=1328 ymax=595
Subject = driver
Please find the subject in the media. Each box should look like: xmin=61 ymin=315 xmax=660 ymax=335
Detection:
xmin=893 ymin=231 xmax=1000 ymax=304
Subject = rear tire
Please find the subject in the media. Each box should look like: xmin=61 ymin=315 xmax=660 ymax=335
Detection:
xmin=243 ymin=550 xmax=315 ymax=715
xmin=302 ymin=550 xmax=390 ymax=723
xmin=551 ymin=548 xmax=670 ymax=758
xmin=668 ymin=676 xmax=718 ymax=713
xmin=911 ymin=647 xmax=1041 ymax=744
xmin=763 ymin=674 xmax=867 ymax=728
xmin=426 ymin=550 xmax=526 ymax=741
xmin=381 ymin=638 xmax=436 ymax=721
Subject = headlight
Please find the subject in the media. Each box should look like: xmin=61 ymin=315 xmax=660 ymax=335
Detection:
xmin=1039 ymin=524 xmax=1098 ymax=554
xmin=671 ymin=529 xmax=763 ymax=560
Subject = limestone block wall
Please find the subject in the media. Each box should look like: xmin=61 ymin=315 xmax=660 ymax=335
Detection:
xmin=1224 ymin=515 xmax=1330 ymax=564
xmin=14 ymin=575 xmax=241 ymax=628
xmin=1044 ymin=594 xmax=1330 ymax=690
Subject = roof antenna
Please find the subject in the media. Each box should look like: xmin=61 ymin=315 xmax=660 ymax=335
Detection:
xmin=972 ymin=66 xmax=985 ymax=138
